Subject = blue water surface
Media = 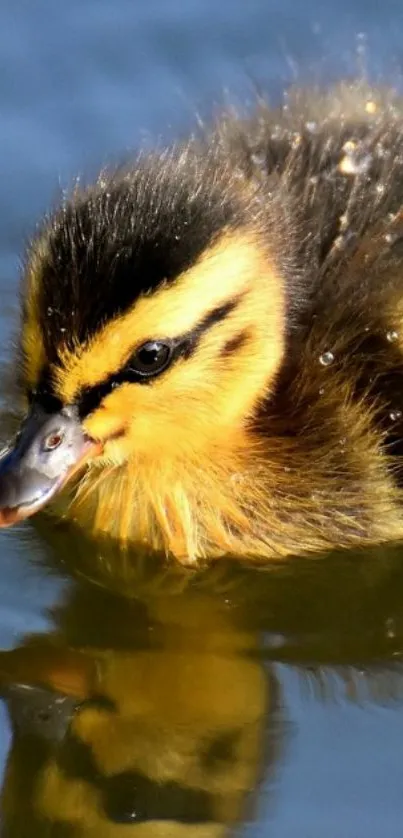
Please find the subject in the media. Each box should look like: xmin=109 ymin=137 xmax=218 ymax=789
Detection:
xmin=0 ymin=2 xmax=403 ymax=836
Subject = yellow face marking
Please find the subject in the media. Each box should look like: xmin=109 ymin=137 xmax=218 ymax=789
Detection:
xmin=60 ymin=230 xmax=286 ymax=464
xmin=22 ymin=227 xmax=287 ymax=557
xmin=70 ymin=230 xmax=286 ymax=462
xmin=53 ymin=232 xmax=266 ymax=403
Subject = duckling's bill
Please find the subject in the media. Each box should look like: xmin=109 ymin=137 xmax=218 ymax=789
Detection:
xmin=0 ymin=405 xmax=99 ymax=525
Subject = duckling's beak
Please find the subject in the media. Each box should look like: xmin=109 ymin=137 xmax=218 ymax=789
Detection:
xmin=0 ymin=405 xmax=99 ymax=526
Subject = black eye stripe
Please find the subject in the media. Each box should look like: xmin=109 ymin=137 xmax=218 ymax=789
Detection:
xmin=31 ymin=295 xmax=243 ymax=417
xmin=58 ymin=732 xmax=218 ymax=824
xmin=182 ymin=296 xmax=242 ymax=359
xmin=76 ymin=295 xmax=243 ymax=417
xmin=77 ymin=343 xmax=182 ymax=418
xmin=103 ymin=771 xmax=217 ymax=825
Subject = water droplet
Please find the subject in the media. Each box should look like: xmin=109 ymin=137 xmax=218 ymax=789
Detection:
xmin=375 ymin=183 xmax=385 ymax=195
xmin=332 ymin=235 xmax=345 ymax=251
xmin=343 ymin=139 xmax=357 ymax=153
xmin=386 ymin=329 xmax=399 ymax=343
xmin=319 ymin=351 xmax=334 ymax=366
xmin=365 ymin=100 xmax=377 ymax=115
xmin=338 ymin=151 xmax=371 ymax=176
xmin=318 ymin=386 xmax=325 ymax=395
xmin=60 ymin=327 xmax=66 ymax=334
xmin=338 ymin=156 xmax=354 ymax=174
xmin=390 ymin=410 xmax=402 ymax=422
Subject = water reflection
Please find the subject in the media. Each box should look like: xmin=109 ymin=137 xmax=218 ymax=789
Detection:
xmin=0 ymin=521 xmax=403 ymax=834
xmin=0 ymin=528 xmax=279 ymax=836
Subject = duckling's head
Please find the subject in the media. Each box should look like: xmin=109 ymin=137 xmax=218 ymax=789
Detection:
xmin=0 ymin=145 xmax=289 ymax=556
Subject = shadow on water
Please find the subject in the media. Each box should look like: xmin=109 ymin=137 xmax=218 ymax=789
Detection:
xmin=0 ymin=516 xmax=403 ymax=834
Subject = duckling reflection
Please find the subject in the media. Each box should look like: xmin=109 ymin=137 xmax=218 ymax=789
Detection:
xmin=0 ymin=572 xmax=280 ymax=837
xmin=32 ymin=512 xmax=403 ymax=665
xmin=3 ymin=528 xmax=403 ymax=835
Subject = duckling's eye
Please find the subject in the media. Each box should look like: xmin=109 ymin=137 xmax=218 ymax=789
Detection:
xmin=130 ymin=341 xmax=173 ymax=378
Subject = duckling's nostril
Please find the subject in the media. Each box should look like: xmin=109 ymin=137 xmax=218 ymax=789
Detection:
xmin=42 ymin=431 xmax=64 ymax=452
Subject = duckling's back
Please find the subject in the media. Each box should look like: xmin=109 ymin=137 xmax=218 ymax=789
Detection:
xmin=220 ymin=85 xmax=403 ymax=461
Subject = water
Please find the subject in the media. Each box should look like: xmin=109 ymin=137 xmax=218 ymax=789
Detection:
xmin=0 ymin=1 xmax=403 ymax=834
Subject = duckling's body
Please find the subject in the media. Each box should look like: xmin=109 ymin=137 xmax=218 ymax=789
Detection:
xmin=2 ymin=84 xmax=403 ymax=562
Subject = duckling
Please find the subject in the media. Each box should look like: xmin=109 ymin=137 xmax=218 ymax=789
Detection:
xmin=2 ymin=83 xmax=403 ymax=563
xmin=0 ymin=584 xmax=271 ymax=836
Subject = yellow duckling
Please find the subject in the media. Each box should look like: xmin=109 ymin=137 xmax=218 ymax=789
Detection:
xmin=1 ymin=84 xmax=403 ymax=563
